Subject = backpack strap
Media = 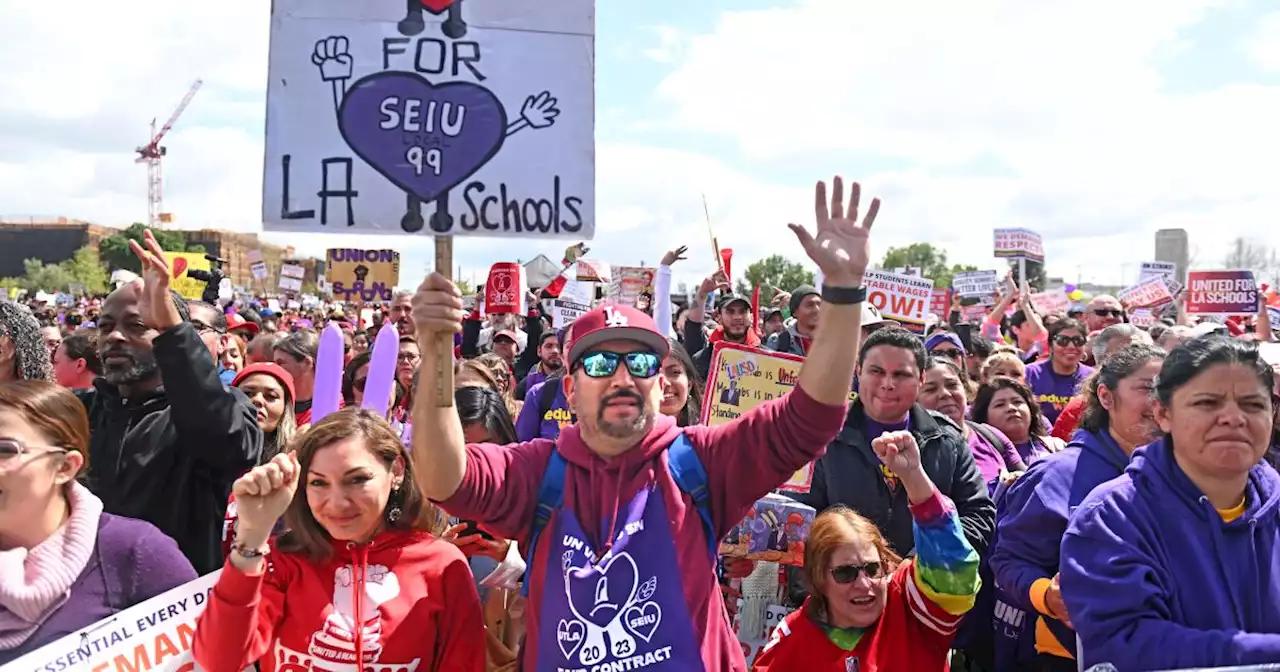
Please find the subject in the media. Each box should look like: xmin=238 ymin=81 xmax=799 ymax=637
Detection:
xmin=666 ymin=433 xmax=717 ymax=564
xmin=538 ymin=377 xmax=561 ymax=420
xmin=774 ymin=329 xmax=792 ymax=355
xmin=520 ymin=449 xmax=568 ymax=597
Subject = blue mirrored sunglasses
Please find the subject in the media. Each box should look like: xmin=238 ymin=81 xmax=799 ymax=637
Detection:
xmin=576 ymin=351 xmax=661 ymax=379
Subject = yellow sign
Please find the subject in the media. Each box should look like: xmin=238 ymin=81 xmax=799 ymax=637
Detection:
xmin=164 ymin=252 xmax=210 ymax=300
xmin=701 ymin=343 xmax=816 ymax=492
xmin=326 ymin=249 xmax=401 ymax=303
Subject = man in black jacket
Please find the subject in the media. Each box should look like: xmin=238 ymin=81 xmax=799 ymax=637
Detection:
xmin=682 ymin=271 xmax=755 ymax=380
xmin=81 ymin=231 xmax=261 ymax=575
xmin=791 ymin=328 xmax=994 ymax=556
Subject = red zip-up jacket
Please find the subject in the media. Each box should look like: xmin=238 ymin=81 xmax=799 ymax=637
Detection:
xmin=194 ymin=529 xmax=484 ymax=672
xmin=439 ymin=385 xmax=847 ymax=670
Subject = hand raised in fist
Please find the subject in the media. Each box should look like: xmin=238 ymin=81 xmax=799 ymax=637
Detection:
xmin=233 ymin=452 xmax=301 ymax=535
xmin=411 ymin=272 xmax=466 ymax=336
xmin=312 ymin=36 xmax=353 ymax=82
xmin=871 ymin=430 xmax=923 ymax=478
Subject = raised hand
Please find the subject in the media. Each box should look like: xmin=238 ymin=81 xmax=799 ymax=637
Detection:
xmin=412 ymin=272 xmax=466 ymax=336
xmin=312 ymin=36 xmax=354 ymax=82
xmin=128 ymin=229 xmax=182 ymax=332
xmin=232 ymin=452 xmax=301 ymax=536
xmin=788 ymin=176 xmax=879 ymax=286
xmin=661 ymin=245 xmax=688 ymax=267
xmin=871 ymin=430 xmax=922 ymax=477
xmin=519 ymin=91 xmax=561 ymax=129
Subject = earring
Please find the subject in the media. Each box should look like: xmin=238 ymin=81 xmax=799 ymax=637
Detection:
xmin=386 ymin=480 xmax=404 ymax=523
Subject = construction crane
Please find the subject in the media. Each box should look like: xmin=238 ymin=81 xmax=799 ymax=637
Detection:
xmin=135 ymin=79 xmax=203 ymax=228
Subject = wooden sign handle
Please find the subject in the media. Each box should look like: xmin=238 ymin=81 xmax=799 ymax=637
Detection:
xmin=433 ymin=237 xmax=455 ymax=407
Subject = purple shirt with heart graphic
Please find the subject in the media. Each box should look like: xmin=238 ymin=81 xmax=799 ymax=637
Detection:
xmin=536 ymin=486 xmax=704 ymax=671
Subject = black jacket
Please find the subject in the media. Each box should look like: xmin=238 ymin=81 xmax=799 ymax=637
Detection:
xmin=461 ymin=313 xmax=544 ymax=388
xmin=681 ymin=318 xmax=715 ymax=381
xmin=791 ymin=401 xmax=995 ymax=557
xmin=78 ymin=323 xmax=262 ymax=575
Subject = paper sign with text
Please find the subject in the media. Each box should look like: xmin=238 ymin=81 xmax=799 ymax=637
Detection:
xmin=1128 ymin=308 xmax=1156 ymax=328
xmin=261 ymin=0 xmax=595 ymax=239
xmin=325 ymin=248 xmax=400 ymax=303
xmin=279 ymin=263 xmax=305 ymax=293
xmin=549 ymin=299 xmax=588 ymax=328
xmin=993 ymin=228 xmax=1045 ymax=262
xmin=1186 ymin=270 xmax=1259 ymax=315
xmin=484 ymin=262 xmax=528 ymax=315
xmin=246 ymin=249 xmax=269 ymax=281
xmin=164 ymin=253 xmax=210 ymax=300
xmin=574 ymin=259 xmax=609 ymax=283
xmin=702 ymin=343 xmax=815 ymax=492
xmin=1117 ymin=276 xmax=1174 ymax=310
xmin=1139 ymin=261 xmax=1177 ymax=281
xmin=864 ymin=270 xmax=935 ymax=332
xmin=952 ymin=270 xmax=999 ymax=299
xmin=1029 ymin=290 xmax=1069 ymax=315
xmin=7 ymin=571 xmax=230 ymax=672
xmin=608 ymin=266 xmax=656 ymax=310
xmin=929 ymin=289 xmax=950 ymax=318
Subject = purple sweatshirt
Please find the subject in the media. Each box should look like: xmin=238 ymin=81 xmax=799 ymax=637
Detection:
xmin=0 ymin=514 xmax=197 ymax=664
xmin=514 ymin=379 xmax=572 ymax=442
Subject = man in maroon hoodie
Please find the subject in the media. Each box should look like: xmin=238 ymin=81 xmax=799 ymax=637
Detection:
xmin=411 ymin=176 xmax=882 ymax=671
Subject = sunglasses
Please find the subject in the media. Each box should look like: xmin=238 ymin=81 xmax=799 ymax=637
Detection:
xmin=1054 ymin=335 xmax=1087 ymax=347
xmin=576 ymin=351 xmax=661 ymax=379
xmin=931 ymin=348 xmax=961 ymax=360
xmin=0 ymin=438 xmax=68 ymax=462
xmin=1092 ymin=309 xmax=1124 ymax=318
xmin=830 ymin=562 xmax=882 ymax=584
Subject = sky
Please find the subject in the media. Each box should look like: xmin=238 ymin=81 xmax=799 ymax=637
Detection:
xmin=2 ymin=0 xmax=1279 ymax=293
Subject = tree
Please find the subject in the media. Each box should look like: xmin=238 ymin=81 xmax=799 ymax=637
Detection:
xmin=1224 ymin=237 xmax=1280 ymax=286
xmin=734 ymin=255 xmax=815 ymax=304
xmin=62 ymin=246 xmax=110 ymax=294
xmin=98 ymin=223 xmax=204 ymax=272
xmin=2 ymin=258 xmax=75 ymax=292
xmin=455 ymin=279 xmax=475 ymax=295
xmin=877 ymin=242 xmax=979 ymax=289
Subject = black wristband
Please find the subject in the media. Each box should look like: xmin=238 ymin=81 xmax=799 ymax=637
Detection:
xmin=822 ymin=284 xmax=867 ymax=305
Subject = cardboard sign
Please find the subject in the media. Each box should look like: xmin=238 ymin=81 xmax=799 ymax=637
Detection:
xmin=7 ymin=571 xmax=228 ymax=672
xmin=993 ymin=228 xmax=1045 ymax=262
xmin=863 ymin=270 xmax=935 ymax=333
xmin=164 ymin=252 xmax=210 ymax=300
xmin=952 ymin=270 xmax=999 ymax=299
xmin=1117 ymin=276 xmax=1174 ymax=310
xmin=1186 ymin=270 xmax=1258 ymax=315
xmin=326 ymin=248 xmax=401 ymax=303
xmin=484 ymin=262 xmax=528 ymax=315
xmin=702 ymin=343 xmax=818 ymax=492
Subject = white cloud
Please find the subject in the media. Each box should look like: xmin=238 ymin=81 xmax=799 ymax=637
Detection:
xmin=641 ymin=26 xmax=684 ymax=63
xmin=1247 ymin=11 xmax=1280 ymax=71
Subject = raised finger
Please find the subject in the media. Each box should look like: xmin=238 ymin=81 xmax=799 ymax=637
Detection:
xmin=862 ymin=197 xmax=881 ymax=231
xmin=144 ymin=231 xmax=167 ymax=261
xmin=814 ymin=180 xmax=829 ymax=224
xmin=830 ymin=176 xmax=845 ymax=221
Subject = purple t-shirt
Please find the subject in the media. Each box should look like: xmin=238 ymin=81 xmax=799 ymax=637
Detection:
xmin=1024 ymin=360 xmax=1093 ymax=425
xmin=965 ymin=422 xmax=1025 ymax=483
xmin=1014 ymin=439 xmax=1052 ymax=465
xmin=514 ymin=379 xmax=573 ymax=442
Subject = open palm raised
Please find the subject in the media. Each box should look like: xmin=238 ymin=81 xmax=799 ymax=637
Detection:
xmin=788 ymin=176 xmax=879 ymax=286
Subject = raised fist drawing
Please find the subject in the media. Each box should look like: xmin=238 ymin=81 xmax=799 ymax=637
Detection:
xmin=520 ymin=91 xmax=561 ymax=129
xmin=313 ymin=36 xmax=353 ymax=82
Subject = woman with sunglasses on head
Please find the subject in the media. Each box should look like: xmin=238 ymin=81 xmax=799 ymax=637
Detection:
xmin=753 ymin=431 xmax=979 ymax=671
xmin=0 ymin=381 xmax=195 ymax=663
xmin=1023 ymin=319 xmax=1093 ymax=427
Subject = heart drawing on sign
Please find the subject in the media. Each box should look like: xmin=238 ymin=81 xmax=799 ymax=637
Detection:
xmin=565 ymin=552 xmax=639 ymax=629
xmin=557 ymin=619 xmax=585 ymax=659
xmin=171 ymin=256 xmax=188 ymax=278
xmin=623 ymin=602 xmax=662 ymax=643
xmin=338 ymin=71 xmax=507 ymax=203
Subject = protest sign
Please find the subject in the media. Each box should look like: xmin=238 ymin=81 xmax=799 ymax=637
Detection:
xmin=993 ymin=228 xmax=1045 ymax=262
xmin=1028 ymin=290 xmax=1069 ymax=315
xmin=1186 ymin=270 xmax=1259 ymax=315
xmin=1128 ymin=308 xmax=1157 ymax=328
xmin=163 ymin=253 xmax=210 ymax=300
xmin=574 ymin=259 xmax=609 ymax=283
xmin=863 ymin=270 xmax=934 ymax=333
xmin=483 ymin=262 xmax=528 ymax=314
xmin=1117 ymin=276 xmax=1174 ymax=310
xmin=246 ymin=249 xmax=269 ymax=281
xmin=261 ymin=0 xmax=594 ymax=238
xmin=325 ymin=248 xmax=401 ymax=302
xmin=960 ymin=303 xmax=988 ymax=324
xmin=1139 ymin=261 xmax=1177 ymax=282
xmin=929 ymin=289 xmax=950 ymax=318
xmin=548 ymin=299 xmax=589 ymax=327
xmin=702 ymin=343 xmax=816 ymax=491
xmin=608 ymin=266 xmax=657 ymax=310
xmin=952 ymin=270 xmax=999 ymax=300
xmin=278 ymin=263 xmax=305 ymax=293
xmin=7 ymin=571 xmax=224 ymax=672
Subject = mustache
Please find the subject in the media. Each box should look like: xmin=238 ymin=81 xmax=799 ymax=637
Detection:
xmin=602 ymin=390 xmax=643 ymax=406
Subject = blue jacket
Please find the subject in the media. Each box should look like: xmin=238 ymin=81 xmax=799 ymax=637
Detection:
xmin=1061 ymin=436 xmax=1280 ymax=670
xmin=989 ymin=429 xmax=1131 ymax=664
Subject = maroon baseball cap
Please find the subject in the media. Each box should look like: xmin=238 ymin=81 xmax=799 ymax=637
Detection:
xmin=566 ymin=304 xmax=669 ymax=365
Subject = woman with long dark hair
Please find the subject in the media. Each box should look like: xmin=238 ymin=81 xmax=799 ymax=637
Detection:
xmin=660 ymin=337 xmax=705 ymax=427
xmin=972 ymin=378 xmax=1064 ymax=466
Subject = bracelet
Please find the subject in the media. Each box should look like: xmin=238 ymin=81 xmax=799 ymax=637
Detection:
xmin=821 ymin=284 xmax=867 ymax=305
xmin=232 ymin=542 xmax=270 ymax=559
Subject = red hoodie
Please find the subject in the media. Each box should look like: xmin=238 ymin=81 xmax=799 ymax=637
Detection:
xmin=193 ymin=529 xmax=484 ymax=672
xmin=439 ymin=385 xmax=846 ymax=670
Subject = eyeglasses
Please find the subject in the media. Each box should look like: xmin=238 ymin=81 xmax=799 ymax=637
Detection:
xmin=1054 ymin=335 xmax=1087 ymax=347
xmin=397 ymin=352 xmax=421 ymax=363
xmin=830 ymin=562 xmax=882 ymax=584
xmin=0 ymin=438 xmax=68 ymax=462
xmin=931 ymin=348 xmax=961 ymax=360
xmin=1092 ymin=309 xmax=1124 ymax=318
xmin=192 ymin=321 xmax=226 ymax=335
xmin=575 ymin=351 xmax=661 ymax=379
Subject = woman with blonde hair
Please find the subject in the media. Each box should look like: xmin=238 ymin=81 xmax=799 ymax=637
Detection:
xmin=753 ymin=431 xmax=980 ymax=671
xmin=194 ymin=408 xmax=483 ymax=672
xmin=0 ymin=381 xmax=194 ymax=662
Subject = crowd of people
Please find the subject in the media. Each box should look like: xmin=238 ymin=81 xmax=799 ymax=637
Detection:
xmin=0 ymin=178 xmax=1277 ymax=671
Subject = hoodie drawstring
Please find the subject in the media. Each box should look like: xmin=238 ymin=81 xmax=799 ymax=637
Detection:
xmin=598 ymin=467 xmax=626 ymax=559
xmin=348 ymin=542 xmax=371 ymax=671
xmin=1198 ymin=496 xmax=1249 ymax=629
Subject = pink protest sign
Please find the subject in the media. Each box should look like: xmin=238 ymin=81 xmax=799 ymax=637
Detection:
xmin=1186 ymin=270 xmax=1258 ymax=315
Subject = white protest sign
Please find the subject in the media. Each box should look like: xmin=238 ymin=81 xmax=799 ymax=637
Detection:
xmin=558 ymin=278 xmax=594 ymax=306
xmin=1139 ymin=261 xmax=1177 ymax=281
xmin=952 ymin=270 xmax=999 ymax=299
xmin=1028 ymin=290 xmax=1069 ymax=315
xmin=8 ymin=571 xmax=224 ymax=672
xmin=1117 ymin=276 xmax=1174 ymax=310
xmin=993 ymin=228 xmax=1045 ymax=262
xmin=262 ymin=0 xmax=595 ymax=238
xmin=1128 ymin=308 xmax=1157 ymax=328
xmin=278 ymin=262 xmax=305 ymax=292
xmin=247 ymin=249 xmax=269 ymax=281
xmin=863 ymin=270 xmax=934 ymax=332
xmin=549 ymin=299 xmax=589 ymax=328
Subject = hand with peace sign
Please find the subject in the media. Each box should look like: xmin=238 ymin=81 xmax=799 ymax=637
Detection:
xmin=789 ymin=176 xmax=879 ymax=287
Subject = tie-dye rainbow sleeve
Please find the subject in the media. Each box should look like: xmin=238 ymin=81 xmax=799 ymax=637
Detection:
xmin=909 ymin=489 xmax=981 ymax=617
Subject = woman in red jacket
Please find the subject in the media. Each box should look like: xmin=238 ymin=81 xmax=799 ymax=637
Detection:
xmin=194 ymin=408 xmax=484 ymax=672
xmin=753 ymin=431 xmax=980 ymax=671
